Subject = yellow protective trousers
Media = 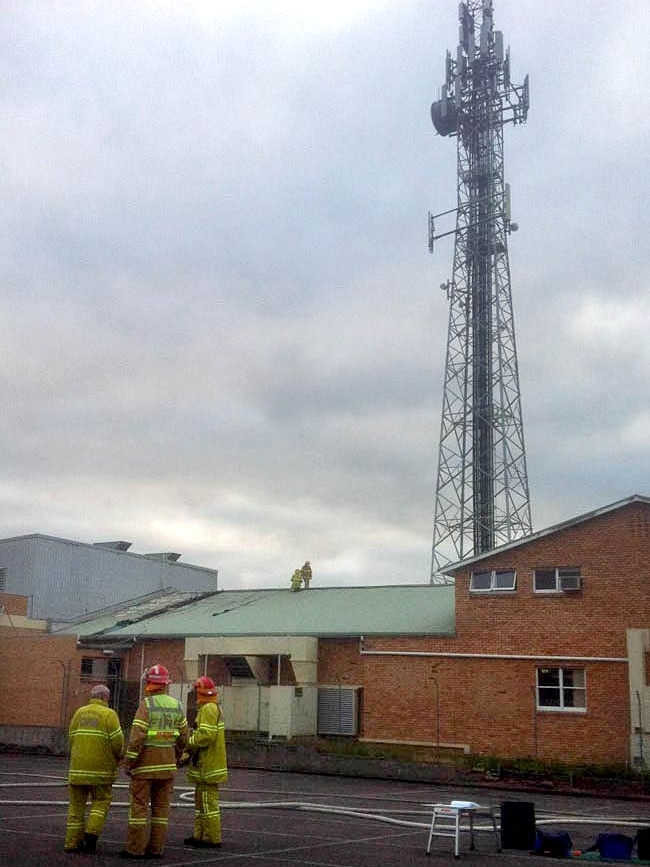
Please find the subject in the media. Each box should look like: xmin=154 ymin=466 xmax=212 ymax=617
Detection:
xmin=64 ymin=783 xmax=113 ymax=849
xmin=126 ymin=776 xmax=174 ymax=856
xmin=193 ymin=783 xmax=222 ymax=844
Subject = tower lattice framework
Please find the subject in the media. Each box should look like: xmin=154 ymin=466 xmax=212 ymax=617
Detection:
xmin=429 ymin=0 xmax=531 ymax=583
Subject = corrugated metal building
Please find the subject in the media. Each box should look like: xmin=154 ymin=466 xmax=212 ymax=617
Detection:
xmin=0 ymin=534 xmax=219 ymax=621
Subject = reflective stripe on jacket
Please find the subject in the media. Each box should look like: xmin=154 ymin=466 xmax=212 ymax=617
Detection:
xmin=187 ymin=701 xmax=228 ymax=785
xmin=125 ymin=693 xmax=188 ymax=778
xmin=68 ymin=698 xmax=124 ymax=785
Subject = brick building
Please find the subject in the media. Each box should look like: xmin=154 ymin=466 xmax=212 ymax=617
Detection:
xmin=0 ymin=590 xmax=216 ymax=752
xmin=0 ymin=594 xmax=81 ymax=751
xmin=358 ymin=494 xmax=649 ymax=765
xmin=1 ymin=495 xmax=648 ymax=767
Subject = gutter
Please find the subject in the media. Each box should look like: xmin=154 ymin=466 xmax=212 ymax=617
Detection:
xmin=76 ymin=637 xmax=137 ymax=650
xmin=359 ymin=641 xmax=626 ymax=664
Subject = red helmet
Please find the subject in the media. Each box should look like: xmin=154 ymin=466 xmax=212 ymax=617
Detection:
xmin=194 ymin=676 xmax=217 ymax=696
xmin=146 ymin=664 xmax=171 ymax=685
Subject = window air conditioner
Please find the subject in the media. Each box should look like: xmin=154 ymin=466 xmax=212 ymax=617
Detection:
xmin=560 ymin=574 xmax=581 ymax=591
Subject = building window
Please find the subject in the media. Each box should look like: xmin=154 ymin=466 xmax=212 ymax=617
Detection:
xmin=81 ymin=657 xmax=110 ymax=680
xmin=470 ymin=569 xmax=516 ymax=592
xmin=534 ymin=567 xmax=581 ymax=593
xmin=537 ymin=667 xmax=586 ymax=711
xmin=0 ymin=568 xmax=6 ymax=592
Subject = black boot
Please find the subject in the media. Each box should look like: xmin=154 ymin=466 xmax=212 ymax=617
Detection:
xmin=84 ymin=834 xmax=98 ymax=854
xmin=184 ymin=838 xmax=221 ymax=849
xmin=63 ymin=842 xmax=86 ymax=854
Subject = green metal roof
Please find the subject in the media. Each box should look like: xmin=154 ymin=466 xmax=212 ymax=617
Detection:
xmin=52 ymin=589 xmax=217 ymax=636
xmin=73 ymin=585 xmax=455 ymax=639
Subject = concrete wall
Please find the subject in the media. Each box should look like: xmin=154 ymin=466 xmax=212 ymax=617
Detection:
xmin=0 ymin=725 xmax=68 ymax=754
xmin=627 ymin=628 xmax=650 ymax=766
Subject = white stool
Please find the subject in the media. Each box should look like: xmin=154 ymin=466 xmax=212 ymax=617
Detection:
xmin=425 ymin=800 xmax=500 ymax=858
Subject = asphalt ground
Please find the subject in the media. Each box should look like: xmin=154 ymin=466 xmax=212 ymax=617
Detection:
xmin=1 ymin=752 xmax=648 ymax=867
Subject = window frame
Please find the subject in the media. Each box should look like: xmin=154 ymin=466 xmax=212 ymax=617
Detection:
xmin=469 ymin=569 xmax=517 ymax=593
xmin=80 ymin=657 xmax=110 ymax=680
xmin=533 ymin=567 xmax=581 ymax=594
xmin=536 ymin=666 xmax=587 ymax=713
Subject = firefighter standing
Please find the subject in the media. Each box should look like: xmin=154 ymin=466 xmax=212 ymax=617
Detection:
xmin=64 ymin=683 xmax=124 ymax=854
xmin=300 ymin=560 xmax=312 ymax=589
xmin=120 ymin=664 xmax=188 ymax=860
xmin=183 ymin=676 xmax=228 ymax=849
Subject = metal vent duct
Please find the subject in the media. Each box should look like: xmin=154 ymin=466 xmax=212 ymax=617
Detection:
xmin=317 ymin=686 xmax=360 ymax=735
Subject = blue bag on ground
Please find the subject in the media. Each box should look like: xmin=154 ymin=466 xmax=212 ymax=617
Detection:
xmin=590 ymin=833 xmax=634 ymax=860
xmin=534 ymin=830 xmax=573 ymax=857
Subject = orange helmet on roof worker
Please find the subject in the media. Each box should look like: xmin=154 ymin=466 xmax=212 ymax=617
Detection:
xmin=146 ymin=664 xmax=172 ymax=685
xmin=194 ymin=676 xmax=217 ymax=696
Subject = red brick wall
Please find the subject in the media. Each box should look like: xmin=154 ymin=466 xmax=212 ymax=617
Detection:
xmin=0 ymin=593 xmax=29 ymax=616
xmin=121 ymin=639 xmax=187 ymax=685
xmin=0 ymin=632 xmax=81 ymax=726
xmin=453 ymin=502 xmax=649 ymax=657
xmin=318 ymin=639 xmax=364 ymax=685
xmin=348 ymin=503 xmax=649 ymax=764
xmin=360 ymin=654 xmax=629 ymax=763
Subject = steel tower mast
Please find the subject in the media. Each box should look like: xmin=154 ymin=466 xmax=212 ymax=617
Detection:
xmin=428 ymin=0 xmax=531 ymax=583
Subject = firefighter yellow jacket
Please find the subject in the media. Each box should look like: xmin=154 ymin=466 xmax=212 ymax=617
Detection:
xmin=68 ymin=698 xmax=124 ymax=785
xmin=124 ymin=692 xmax=188 ymax=779
xmin=187 ymin=700 xmax=228 ymax=785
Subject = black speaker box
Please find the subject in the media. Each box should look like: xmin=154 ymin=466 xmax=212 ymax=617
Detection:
xmin=637 ymin=828 xmax=650 ymax=861
xmin=500 ymin=800 xmax=536 ymax=850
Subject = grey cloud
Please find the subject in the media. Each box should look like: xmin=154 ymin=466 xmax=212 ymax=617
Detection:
xmin=1 ymin=0 xmax=648 ymax=588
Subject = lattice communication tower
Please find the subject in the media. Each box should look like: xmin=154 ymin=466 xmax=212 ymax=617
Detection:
xmin=428 ymin=0 xmax=532 ymax=583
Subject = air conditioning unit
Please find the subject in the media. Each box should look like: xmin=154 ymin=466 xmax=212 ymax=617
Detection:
xmin=560 ymin=573 xmax=581 ymax=591
xmin=317 ymin=686 xmax=360 ymax=736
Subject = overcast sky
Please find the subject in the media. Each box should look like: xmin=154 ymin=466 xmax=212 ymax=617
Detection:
xmin=2 ymin=0 xmax=649 ymax=590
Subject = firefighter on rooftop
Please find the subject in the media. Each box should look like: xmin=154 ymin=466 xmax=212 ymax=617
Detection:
xmin=290 ymin=568 xmax=303 ymax=591
xmin=300 ymin=560 xmax=312 ymax=589
xmin=291 ymin=560 xmax=312 ymax=591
